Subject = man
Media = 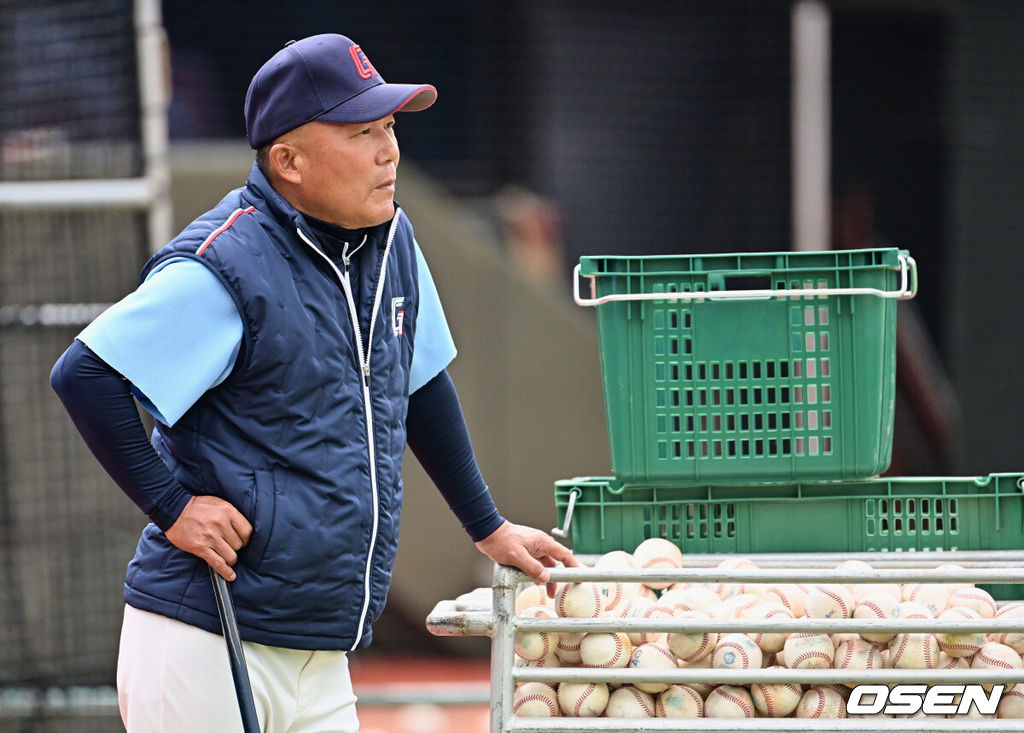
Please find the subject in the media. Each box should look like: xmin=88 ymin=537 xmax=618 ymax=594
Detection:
xmin=50 ymin=33 xmax=576 ymax=732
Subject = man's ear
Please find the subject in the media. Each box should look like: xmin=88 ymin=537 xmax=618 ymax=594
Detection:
xmin=268 ymin=142 xmax=302 ymax=185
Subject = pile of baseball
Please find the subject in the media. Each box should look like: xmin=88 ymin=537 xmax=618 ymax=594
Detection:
xmin=512 ymin=538 xmax=1024 ymax=720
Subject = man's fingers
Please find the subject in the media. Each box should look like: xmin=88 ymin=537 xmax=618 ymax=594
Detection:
xmin=206 ymin=550 xmax=237 ymax=582
xmin=229 ymin=510 xmax=254 ymax=546
xmin=513 ymin=549 xmax=550 ymax=584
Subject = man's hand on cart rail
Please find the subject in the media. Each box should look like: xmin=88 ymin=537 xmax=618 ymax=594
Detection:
xmin=475 ymin=520 xmax=578 ymax=597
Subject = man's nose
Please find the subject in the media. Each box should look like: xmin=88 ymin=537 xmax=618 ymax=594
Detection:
xmin=378 ymin=130 xmax=399 ymax=164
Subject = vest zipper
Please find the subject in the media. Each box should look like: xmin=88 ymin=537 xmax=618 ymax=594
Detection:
xmin=296 ymin=212 xmax=402 ymax=650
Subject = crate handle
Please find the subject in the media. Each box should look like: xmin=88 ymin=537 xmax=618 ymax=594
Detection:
xmin=573 ymin=253 xmax=918 ymax=306
xmin=550 ymin=488 xmax=580 ymax=538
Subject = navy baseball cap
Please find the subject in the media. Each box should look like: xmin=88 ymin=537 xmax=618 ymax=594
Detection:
xmin=244 ymin=34 xmax=437 ymax=149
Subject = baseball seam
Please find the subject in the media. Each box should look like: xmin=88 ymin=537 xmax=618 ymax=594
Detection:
xmin=515 ymin=692 xmax=558 ymax=717
xmin=573 ymin=684 xmax=598 ymax=717
xmin=752 ymin=685 xmax=774 ymax=717
xmin=626 ymin=687 xmax=655 ymax=716
xmin=791 ymin=650 xmax=832 ymax=668
xmin=715 ymin=688 xmax=753 ymax=717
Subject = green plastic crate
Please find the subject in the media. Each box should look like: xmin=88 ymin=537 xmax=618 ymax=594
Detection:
xmin=554 ymin=473 xmax=1024 ymax=600
xmin=575 ymin=248 xmax=916 ymax=484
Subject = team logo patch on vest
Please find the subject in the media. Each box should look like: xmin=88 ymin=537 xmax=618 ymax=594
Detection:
xmin=391 ymin=297 xmax=405 ymax=337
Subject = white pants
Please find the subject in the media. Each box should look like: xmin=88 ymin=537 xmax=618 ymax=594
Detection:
xmin=117 ymin=605 xmax=359 ymax=733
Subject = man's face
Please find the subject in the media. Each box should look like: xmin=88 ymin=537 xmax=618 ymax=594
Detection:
xmin=284 ymin=116 xmax=400 ymax=229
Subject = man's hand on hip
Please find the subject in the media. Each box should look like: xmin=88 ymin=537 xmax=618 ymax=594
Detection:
xmin=474 ymin=520 xmax=578 ymax=597
xmin=165 ymin=495 xmax=253 ymax=581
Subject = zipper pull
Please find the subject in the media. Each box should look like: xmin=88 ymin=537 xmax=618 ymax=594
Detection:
xmin=342 ymin=242 xmax=351 ymax=269
xmin=363 ymin=364 xmax=370 ymax=387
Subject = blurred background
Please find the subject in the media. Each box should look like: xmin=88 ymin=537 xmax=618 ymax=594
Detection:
xmin=1 ymin=0 xmax=1022 ymax=730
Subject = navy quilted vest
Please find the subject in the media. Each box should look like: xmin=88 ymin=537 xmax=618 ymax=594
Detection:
xmin=123 ymin=164 xmax=419 ymax=651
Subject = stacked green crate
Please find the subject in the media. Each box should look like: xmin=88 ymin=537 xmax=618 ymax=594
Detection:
xmin=574 ymin=247 xmax=915 ymax=485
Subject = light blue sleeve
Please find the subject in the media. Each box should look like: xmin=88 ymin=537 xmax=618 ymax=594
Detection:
xmin=408 ymin=240 xmax=457 ymax=394
xmin=77 ymin=258 xmax=243 ymax=426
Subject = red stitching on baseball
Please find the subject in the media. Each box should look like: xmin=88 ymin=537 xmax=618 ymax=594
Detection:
xmin=859 ymin=600 xmax=885 ymax=618
xmin=652 ymin=644 xmax=678 ymax=665
xmin=816 ymin=586 xmax=850 ymax=618
xmin=626 ymin=687 xmax=655 ymax=716
xmin=891 ymin=634 xmax=909 ymax=666
xmin=812 ymin=689 xmax=826 ymax=717
xmin=792 ymin=650 xmax=831 ymax=667
xmin=715 ymin=688 xmax=752 ymax=717
xmin=683 ymin=634 xmax=711 ymax=663
xmin=515 ymin=692 xmax=559 ymax=717
xmin=574 ymin=683 xmax=598 ymax=716
xmin=608 ymin=641 xmax=623 ymax=667
xmin=752 ymin=684 xmax=774 ymax=717
xmin=976 ymin=652 xmax=1017 ymax=669
xmin=841 ymin=641 xmax=855 ymax=667
xmin=559 ymin=636 xmax=582 ymax=652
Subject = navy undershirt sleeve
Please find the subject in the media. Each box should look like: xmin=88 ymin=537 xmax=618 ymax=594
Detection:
xmin=49 ymin=339 xmax=193 ymax=531
xmin=406 ymin=370 xmax=505 ymax=542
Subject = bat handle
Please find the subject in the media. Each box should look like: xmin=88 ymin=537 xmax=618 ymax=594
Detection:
xmin=210 ymin=568 xmax=261 ymax=733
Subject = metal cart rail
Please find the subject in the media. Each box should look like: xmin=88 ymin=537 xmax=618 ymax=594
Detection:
xmin=427 ymin=551 xmax=1024 ymax=733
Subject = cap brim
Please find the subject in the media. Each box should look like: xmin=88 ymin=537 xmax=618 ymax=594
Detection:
xmin=317 ymin=83 xmax=437 ymax=125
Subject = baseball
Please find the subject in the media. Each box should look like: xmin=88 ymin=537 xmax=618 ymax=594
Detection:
xmin=656 ymin=684 xmax=704 ymax=718
xmin=605 ymin=686 xmax=655 ymax=718
xmin=716 ymin=592 xmax=762 ymax=619
xmin=579 ymin=632 xmax=631 ymax=669
xmin=554 ymin=631 xmax=585 ymax=665
xmin=935 ymin=563 xmax=975 ymax=593
xmin=515 ymin=648 xmax=560 ymax=669
xmin=853 ymin=591 xmax=900 ymax=644
xmin=555 ymin=582 xmax=604 ymax=619
xmin=751 ymin=667 xmax=802 ymax=717
xmin=742 ymin=601 xmax=794 ymax=654
xmin=782 ymin=633 xmax=835 ymax=669
xmin=657 ymin=585 xmax=719 ymax=615
xmin=629 ymin=641 xmax=679 ymax=694
xmin=804 ymin=583 xmax=854 ymax=619
xmin=514 ymin=604 xmax=559 ymax=661
xmin=935 ymin=606 xmax=985 ymax=657
xmin=513 ymin=682 xmax=560 ymax=717
xmin=593 ymin=550 xmax=642 ymax=611
xmin=711 ymin=633 xmax=763 ymax=672
xmin=515 ymin=583 xmax=551 ymax=613
xmin=972 ymin=641 xmax=1023 ymax=692
xmin=833 ymin=638 xmax=884 ymax=687
xmin=893 ymin=600 xmax=935 ymax=620
xmin=666 ymin=609 xmax=718 ymax=663
xmin=901 ymin=583 xmax=949 ymax=617
xmin=949 ymin=587 xmax=998 ymax=619
xmin=714 ymin=556 xmax=758 ymax=600
xmin=557 ymin=682 xmax=609 ymax=717
xmin=617 ymin=595 xmax=670 ymax=646
xmin=761 ymin=583 xmax=807 ymax=617
xmin=992 ymin=603 xmax=1024 ymax=653
xmin=888 ymin=632 xmax=939 ymax=669
xmin=837 ymin=559 xmax=901 ymax=602
xmin=704 ymin=685 xmax=755 ymax=718
xmin=936 ymin=651 xmax=970 ymax=674
xmin=997 ymin=683 xmax=1024 ymax=718
xmin=796 ymin=686 xmax=847 ymax=718
xmin=631 ymin=537 xmax=683 ymax=589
